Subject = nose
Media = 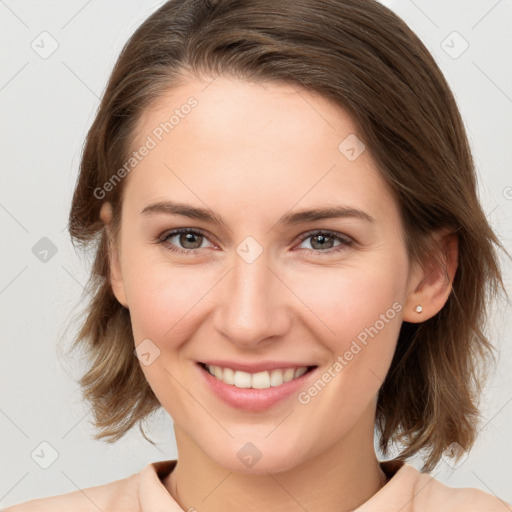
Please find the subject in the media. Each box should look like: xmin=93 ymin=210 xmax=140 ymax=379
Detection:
xmin=213 ymin=250 xmax=292 ymax=348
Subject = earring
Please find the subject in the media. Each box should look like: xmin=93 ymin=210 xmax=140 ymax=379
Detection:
xmin=414 ymin=305 xmax=423 ymax=314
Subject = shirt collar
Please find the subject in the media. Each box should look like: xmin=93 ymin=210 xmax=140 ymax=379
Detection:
xmin=138 ymin=459 xmax=418 ymax=512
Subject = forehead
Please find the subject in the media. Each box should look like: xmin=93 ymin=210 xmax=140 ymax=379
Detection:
xmin=123 ymin=76 xmax=399 ymax=227
xmin=137 ymin=75 xmax=358 ymax=155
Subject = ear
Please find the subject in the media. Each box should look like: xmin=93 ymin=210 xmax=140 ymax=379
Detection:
xmin=402 ymin=229 xmax=458 ymax=323
xmin=100 ymin=202 xmax=128 ymax=308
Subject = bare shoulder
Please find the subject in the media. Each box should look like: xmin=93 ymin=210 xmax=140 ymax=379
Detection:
xmin=414 ymin=472 xmax=512 ymax=512
xmin=2 ymin=472 xmax=140 ymax=512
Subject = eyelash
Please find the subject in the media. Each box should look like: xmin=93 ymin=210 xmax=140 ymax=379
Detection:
xmin=155 ymin=227 xmax=354 ymax=257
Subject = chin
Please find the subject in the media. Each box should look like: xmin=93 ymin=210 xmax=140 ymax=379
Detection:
xmin=200 ymin=435 xmax=312 ymax=475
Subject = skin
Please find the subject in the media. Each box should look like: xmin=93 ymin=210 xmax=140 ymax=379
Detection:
xmin=101 ymin=75 xmax=457 ymax=512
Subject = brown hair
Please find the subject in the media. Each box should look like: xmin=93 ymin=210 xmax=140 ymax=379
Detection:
xmin=67 ymin=0 xmax=505 ymax=471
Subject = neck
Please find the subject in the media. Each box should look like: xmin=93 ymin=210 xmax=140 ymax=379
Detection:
xmin=163 ymin=413 xmax=387 ymax=512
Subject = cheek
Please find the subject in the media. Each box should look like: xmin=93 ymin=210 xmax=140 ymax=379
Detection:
xmin=343 ymin=276 xmax=407 ymax=395
xmin=125 ymin=260 xmax=208 ymax=344
xmin=291 ymin=256 xmax=407 ymax=395
xmin=292 ymin=258 xmax=406 ymax=344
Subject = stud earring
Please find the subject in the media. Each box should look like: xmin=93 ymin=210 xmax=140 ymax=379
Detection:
xmin=414 ymin=304 xmax=423 ymax=314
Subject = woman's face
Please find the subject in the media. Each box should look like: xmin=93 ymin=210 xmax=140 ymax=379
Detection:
xmin=108 ymin=76 xmax=418 ymax=473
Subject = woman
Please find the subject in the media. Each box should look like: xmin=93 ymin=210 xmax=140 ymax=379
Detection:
xmin=6 ymin=0 xmax=510 ymax=510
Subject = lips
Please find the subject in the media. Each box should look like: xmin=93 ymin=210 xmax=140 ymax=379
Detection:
xmin=197 ymin=361 xmax=318 ymax=412
xmin=200 ymin=359 xmax=316 ymax=373
xmin=202 ymin=363 xmax=312 ymax=389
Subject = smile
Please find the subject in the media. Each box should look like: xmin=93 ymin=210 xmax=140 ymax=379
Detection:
xmin=203 ymin=363 xmax=313 ymax=389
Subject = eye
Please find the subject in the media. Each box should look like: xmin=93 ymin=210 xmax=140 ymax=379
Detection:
xmin=296 ymin=230 xmax=353 ymax=255
xmin=157 ymin=228 xmax=214 ymax=254
xmin=155 ymin=228 xmax=354 ymax=257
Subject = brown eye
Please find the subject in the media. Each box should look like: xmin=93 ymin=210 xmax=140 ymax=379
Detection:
xmin=309 ymin=234 xmax=336 ymax=250
xmin=159 ymin=228 xmax=214 ymax=253
xmin=176 ymin=232 xmax=203 ymax=249
xmin=297 ymin=230 xmax=353 ymax=255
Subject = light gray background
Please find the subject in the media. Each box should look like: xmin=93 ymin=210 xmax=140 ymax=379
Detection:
xmin=1 ymin=0 xmax=511 ymax=508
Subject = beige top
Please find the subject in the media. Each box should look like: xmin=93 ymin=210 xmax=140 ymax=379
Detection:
xmin=4 ymin=459 xmax=510 ymax=511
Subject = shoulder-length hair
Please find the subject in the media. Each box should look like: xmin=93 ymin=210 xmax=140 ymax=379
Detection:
xmin=67 ymin=0 xmax=505 ymax=471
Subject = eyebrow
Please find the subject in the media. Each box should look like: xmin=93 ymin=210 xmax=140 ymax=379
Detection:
xmin=140 ymin=200 xmax=374 ymax=225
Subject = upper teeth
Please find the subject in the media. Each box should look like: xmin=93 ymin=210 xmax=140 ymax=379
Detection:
xmin=205 ymin=364 xmax=309 ymax=389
